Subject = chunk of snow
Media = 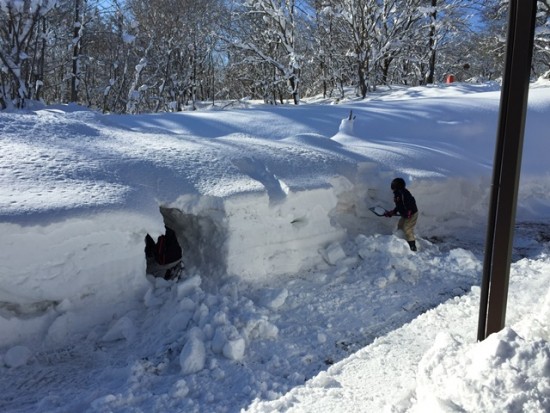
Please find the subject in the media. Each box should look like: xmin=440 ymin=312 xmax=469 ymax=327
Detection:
xmin=338 ymin=117 xmax=354 ymax=135
xmin=244 ymin=317 xmax=279 ymax=340
xmin=179 ymin=336 xmax=206 ymax=375
xmin=4 ymin=345 xmax=32 ymax=368
xmin=212 ymin=325 xmax=237 ymax=354
xmin=171 ymin=379 xmax=190 ymax=398
xmin=223 ymin=337 xmax=246 ymax=361
xmin=101 ymin=316 xmax=136 ymax=342
xmin=177 ymin=275 xmax=202 ymax=298
xmin=259 ymin=288 xmax=288 ymax=310
xmin=168 ymin=311 xmax=193 ymax=333
xmin=321 ymin=241 xmax=347 ymax=265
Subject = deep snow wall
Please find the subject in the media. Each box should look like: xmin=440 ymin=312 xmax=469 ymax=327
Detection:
xmin=0 ymin=167 xmax=541 ymax=350
xmin=0 ymin=211 xmax=161 ymax=347
xmin=0 ymin=178 xmax=352 ymax=348
xmin=165 ymin=182 xmax=349 ymax=283
xmin=160 ymin=164 xmax=494 ymax=284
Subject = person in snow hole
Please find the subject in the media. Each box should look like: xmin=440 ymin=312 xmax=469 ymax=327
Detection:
xmin=145 ymin=226 xmax=183 ymax=280
xmin=383 ymin=177 xmax=418 ymax=251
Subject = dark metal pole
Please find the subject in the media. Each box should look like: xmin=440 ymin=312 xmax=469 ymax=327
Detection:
xmin=477 ymin=0 xmax=537 ymax=341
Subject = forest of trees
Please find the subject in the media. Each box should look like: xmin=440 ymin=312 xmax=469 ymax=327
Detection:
xmin=1 ymin=0 xmax=549 ymax=113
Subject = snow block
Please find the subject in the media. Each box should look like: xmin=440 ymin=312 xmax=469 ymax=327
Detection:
xmin=223 ymin=337 xmax=246 ymax=361
xmin=169 ymin=185 xmax=347 ymax=282
xmin=101 ymin=316 xmax=136 ymax=342
xmin=168 ymin=311 xmax=193 ymax=333
xmin=212 ymin=327 xmax=228 ymax=355
xmin=259 ymin=288 xmax=288 ymax=310
xmin=338 ymin=117 xmax=354 ymax=135
xmin=320 ymin=241 xmax=347 ymax=265
xmin=179 ymin=336 xmax=206 ymax=375
xmin=212 ymin=324 xmax=244 ymax=358
xmin=244 ymin=317 xmax=279 ymax=341
xmin=4 ymin=345 xmax=32 ymax=368
xmin=177 ymin=275 xmax=202 ymax=298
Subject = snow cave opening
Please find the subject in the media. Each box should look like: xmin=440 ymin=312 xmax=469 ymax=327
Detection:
xmin=145 ymin=206 xmax=226 ymax=281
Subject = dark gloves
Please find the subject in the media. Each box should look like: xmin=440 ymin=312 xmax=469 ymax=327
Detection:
xmin=384 ymin=210 xmax=395 ymax=217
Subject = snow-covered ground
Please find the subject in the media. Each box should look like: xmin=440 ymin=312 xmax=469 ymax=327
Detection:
xmin=1 ymin=81 xmax=550 ymax=412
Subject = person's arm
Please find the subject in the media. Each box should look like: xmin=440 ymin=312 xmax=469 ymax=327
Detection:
xmin=402 ymin=191 xmax=415 ymax=218
xmin=384 ymin=205 xmax=398 ymax=217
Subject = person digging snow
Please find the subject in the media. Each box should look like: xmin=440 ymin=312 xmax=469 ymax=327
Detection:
xmin=383 ymin=177 xmax=418 ymax=251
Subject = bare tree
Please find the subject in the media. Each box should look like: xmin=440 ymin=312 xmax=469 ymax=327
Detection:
xmin=125 ymin=0 xmax=224 ymax=113
xmin=309 ymin=0 xmax=354 ymax=99
xmin=533 ymin=0 xmax=550 ymax=76
xmin=338 ymin=0 xmax=380 ymax=98
xmin=0 ymin=0 xmax=57 ymax=109
xmin=225 ymin=0 xmax=306 ymax=104
xmin=4 ymin=0 xmax=550 ymax=112
xmin=70 ymin=0 xmax=83 ymax=101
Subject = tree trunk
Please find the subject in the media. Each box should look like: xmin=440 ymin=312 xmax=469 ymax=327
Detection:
xmin=426 ymin=0 xmax=437 ymax=85
xmin=289 ymin=71 xmax=299 ymax=104
xmin=381 ymin=57 xmax=393 ymax=85
xmin=38 ymin=19 xmax=47 ymax=101
xmin=71 ymin=0 xmax=81 ymax=103
xmin=358 ymin=64 xmax=368 ymax=99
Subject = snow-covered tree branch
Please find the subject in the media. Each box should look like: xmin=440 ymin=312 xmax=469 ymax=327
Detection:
xmin=0 ymin=0 xmax=57 ymax=108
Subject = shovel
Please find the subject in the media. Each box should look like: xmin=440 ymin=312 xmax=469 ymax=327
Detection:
xmin=369 ymin=206 xmax=400 ymax=217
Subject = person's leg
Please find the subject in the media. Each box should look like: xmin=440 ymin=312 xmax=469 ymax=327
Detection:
xmin=402 ymin=212 xmax=418 ymax=250
xmin=397 ymin=217 xmax=404 ymax=232
xmin=402 ymin=213 xmax=418 ymax=241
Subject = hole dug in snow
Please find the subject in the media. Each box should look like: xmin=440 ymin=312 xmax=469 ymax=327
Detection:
xmin=166 ymin=206 xmax=227 ymax=274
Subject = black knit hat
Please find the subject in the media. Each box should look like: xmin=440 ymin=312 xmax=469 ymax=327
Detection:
xmin=391 ymin=177 xmax=406 ymax=190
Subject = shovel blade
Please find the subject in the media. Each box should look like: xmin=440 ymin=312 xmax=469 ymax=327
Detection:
xmin=369 ymin=206 xmax=387 ymax=217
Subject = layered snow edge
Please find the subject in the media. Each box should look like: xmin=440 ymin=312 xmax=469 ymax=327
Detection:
xmin=0 ymin=173 xmax=360 ymax=348
xmin=165 ymin=177 xmax=352 ymax=282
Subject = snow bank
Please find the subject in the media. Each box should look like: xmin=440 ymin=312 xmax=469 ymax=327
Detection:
xmin=409 ymin=259 xmax=550 ymax=412
xmin=0 ymin=84 xmax=523 ymax=350
xmin=0 ymin=211 xmax=161 ymax=347
xmin=413 ymin=327 xmax=550 ymax=412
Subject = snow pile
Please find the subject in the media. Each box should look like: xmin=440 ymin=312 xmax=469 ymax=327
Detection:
xmin=413 ymin=327 xmax=550 ymax=412
xmin=410 ymin=259 xmax=550 ymax=413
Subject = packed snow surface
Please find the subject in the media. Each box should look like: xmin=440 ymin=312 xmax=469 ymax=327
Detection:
xmin=1 ymin=82 xmax=550 ymax=412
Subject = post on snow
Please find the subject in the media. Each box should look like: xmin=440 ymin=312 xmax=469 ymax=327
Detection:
xmin=477 ymin=0 xmax=537 ymax=341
